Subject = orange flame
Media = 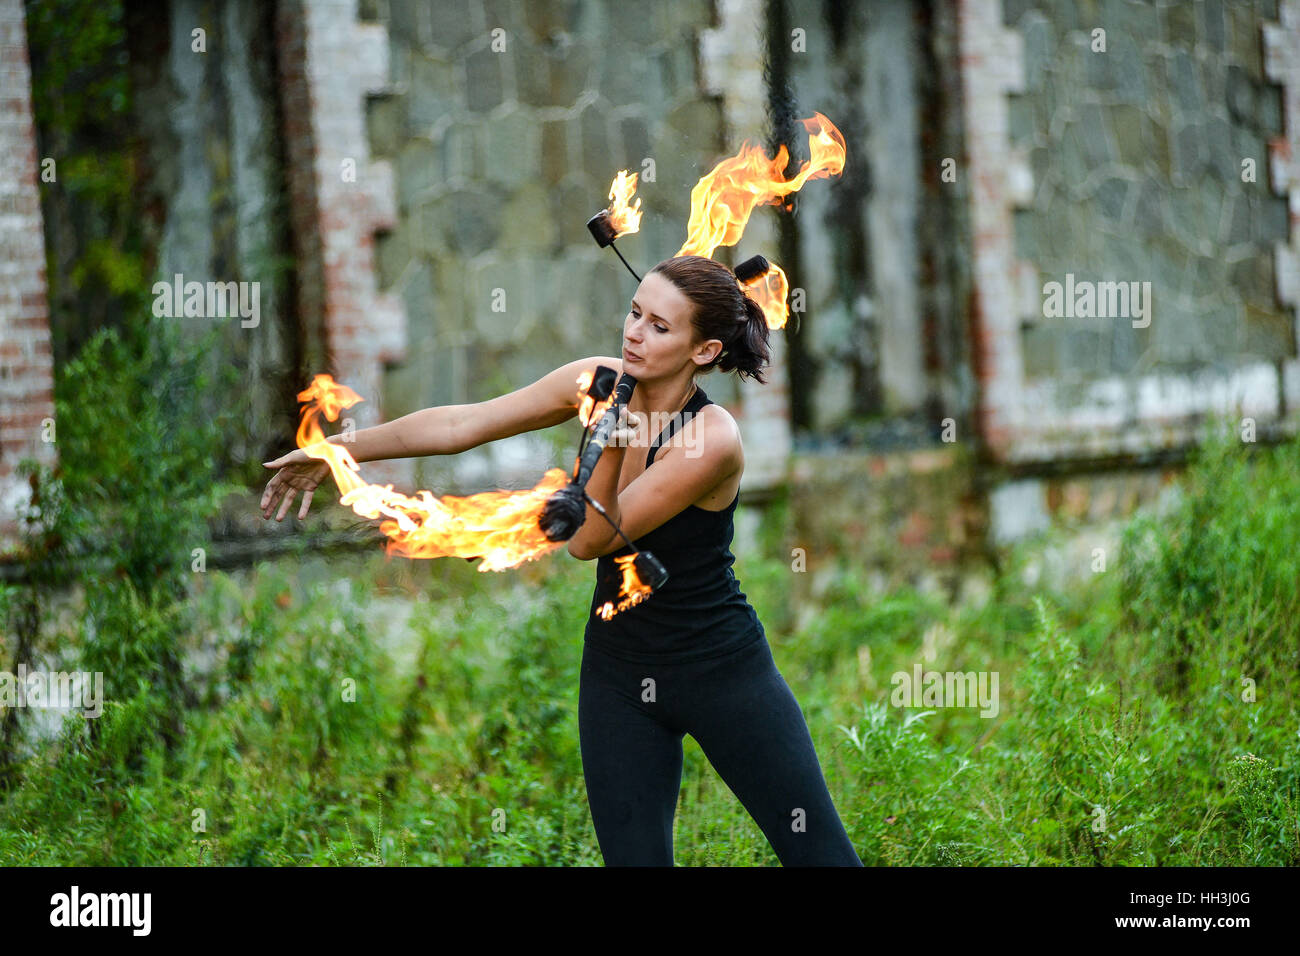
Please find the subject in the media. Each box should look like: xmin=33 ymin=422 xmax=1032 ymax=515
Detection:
xmin=598 ymin=113 xmax=843 ymax=327
xmin=738 ymin=264 xmax=791 ymax=330
xmin=574 ymin=369 xmax=615 ymax=428
xmin=595 ymin=553 xmax=654 ymax=620
xmin=292 ymin=374 xmax=651 ymax=616
xmin=675 ymin=112 xmax=845 ymax=330
xmin=606 ymin=169 xmax=643 ymax=236
xmin=295 ymin=373 xmax=567 ymax=571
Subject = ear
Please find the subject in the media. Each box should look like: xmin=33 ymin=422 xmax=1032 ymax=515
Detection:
xmin=693 ymin=338 xmax=724 ymax=366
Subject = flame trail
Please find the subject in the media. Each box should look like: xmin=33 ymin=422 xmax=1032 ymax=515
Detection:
xmin=295 ymin=374 xmax=567 ymax=571
xmin=599 ymin=112 xmax=846 ymax=330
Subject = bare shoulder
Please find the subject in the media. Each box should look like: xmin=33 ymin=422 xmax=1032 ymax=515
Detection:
xmin=686 ymin=401 xmax=744 ymax=472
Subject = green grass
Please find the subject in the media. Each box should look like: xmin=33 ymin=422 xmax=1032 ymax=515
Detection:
xmin=1 ymin=430 xmax=1297 ymax=865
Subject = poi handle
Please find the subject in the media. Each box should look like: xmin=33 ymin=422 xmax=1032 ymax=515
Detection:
xmin=572 ymin=370 xmax=637 ymax=489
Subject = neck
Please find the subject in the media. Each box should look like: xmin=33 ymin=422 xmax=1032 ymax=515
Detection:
xmin=627 ymin=370 xmax=696 ymax=421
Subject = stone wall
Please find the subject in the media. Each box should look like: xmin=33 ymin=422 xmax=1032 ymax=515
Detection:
xmin=785 ymin=441 xmax=1182 ymax=600
xmin=28 ymin=0 xmax=308 ymax=485
xmin=788 ymin=445 xmax=983 ymax=586
xmin=962 ymin=0 xmax=1300 ymax=466
xmin=133 ymin=0 xmax=302 ymax=473
xmin=12 ymin=0 xmax=1296 ymax=568
xmin=363 ymin=0 xmax=738 ymax=492
xmin=1011 ymin=0 xmax=1289 ymax=377
xmin=731 ymin=0 xmax=977 ymax=447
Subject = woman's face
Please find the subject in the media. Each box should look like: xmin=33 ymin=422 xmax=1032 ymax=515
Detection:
xmin=622 ymin=271 xmax=715 ymax=378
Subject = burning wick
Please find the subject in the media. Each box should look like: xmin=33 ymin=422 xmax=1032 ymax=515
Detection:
xmin=587 ymin=209 xmax=641 ymax=282
xmin=589 ymin=112 xmax=845 ymax=328
xmin=587 ymin=168 xmax=645 ymax=281
xmin=596 ymin=552 xmax=666 ymax=619
xmin=733 ymin=254 xmax=770 ymax=284
xmin=672 ymin=112 xmax=845 ymax=329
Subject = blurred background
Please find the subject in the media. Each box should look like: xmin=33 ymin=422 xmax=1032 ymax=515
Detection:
xmin=0 ymin=0 xmax=1296 ymax=867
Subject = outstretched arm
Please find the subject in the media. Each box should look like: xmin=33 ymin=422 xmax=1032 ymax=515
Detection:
xmin=260 ymin=354 xmax=623 ymax=521
xmin=318 ymin=354 xmax=624 ymax=463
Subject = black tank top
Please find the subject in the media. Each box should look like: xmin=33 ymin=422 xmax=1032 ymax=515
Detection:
xmin=583 ymin=384 xmax=766 ymax=662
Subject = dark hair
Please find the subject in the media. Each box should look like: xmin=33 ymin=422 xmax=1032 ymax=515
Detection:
xmin=649 ymin=255 xmax=772 ymax=385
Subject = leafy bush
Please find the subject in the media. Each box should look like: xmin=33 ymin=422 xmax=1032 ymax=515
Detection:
xmin=1119 ymin=430 xmax=1300 ymax=695
xmin=50 ymin=318 xmax=237 ymax=603
xmin=3 ymin=386 xmax=1297 ymax=866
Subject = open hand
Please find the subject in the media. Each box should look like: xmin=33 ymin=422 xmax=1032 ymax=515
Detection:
xmin=260 ymin=448 xmax=333 ymax=521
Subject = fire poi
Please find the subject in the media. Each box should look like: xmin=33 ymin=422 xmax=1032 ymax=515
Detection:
xmin=289 ymin=112 xmax=845 ymax=619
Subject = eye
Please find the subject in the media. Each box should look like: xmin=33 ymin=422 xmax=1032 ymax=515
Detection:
xmin=630 ymin=304 xmax=666 ymax=333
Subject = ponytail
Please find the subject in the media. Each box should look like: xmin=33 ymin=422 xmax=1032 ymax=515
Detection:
xmin=716 ymin=290 xmax=771 ymax=385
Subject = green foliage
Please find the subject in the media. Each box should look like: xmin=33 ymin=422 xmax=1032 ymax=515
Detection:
xmin=799 ymin=432 xmax=1299 ymax=868
xmin=2 ymin=421 xmax=1297 ymax=866
xmin=837 ymin=704 xmax=983 ymax=864
xmin=1119 ymin=429 xmax=1300 ymax=695
xmin=50 ymin=317 xmax=239 ymax=603
xmin=24 ymin=0 xmax=130 ymax=138
xmin=325 ymin=793 xmax=415 ymax=866
xmin=1226 ymin=753 xmax=1296 ymax=866
xmin=25 ymin=0 xmax=150 ymax=358
xmin=0 ymin=310 xmax=239 ymax=829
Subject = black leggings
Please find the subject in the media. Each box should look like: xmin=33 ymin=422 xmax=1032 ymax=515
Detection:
xmin=578 ymin=634 xmax=863 ymax=866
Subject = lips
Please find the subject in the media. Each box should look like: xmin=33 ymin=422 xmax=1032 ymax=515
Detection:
xmin=623 ymin=348 xmax=642 ymax=362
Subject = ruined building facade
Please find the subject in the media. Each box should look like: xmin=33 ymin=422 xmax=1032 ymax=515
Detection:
xmin=3 ymin=0 xmax=1297 ymax=586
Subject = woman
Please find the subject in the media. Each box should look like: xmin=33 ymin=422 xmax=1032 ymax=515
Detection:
xmin=260 ymin=255 xmax=862 ymax=866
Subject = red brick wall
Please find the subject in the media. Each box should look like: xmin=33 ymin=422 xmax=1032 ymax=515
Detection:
xmin=957 ymin=0 xmax=1029 ymax=462
xmin=0 ymin=0 xmax=55 ymax=552
xmin=275 ymin=0 xmax=410 ymax=488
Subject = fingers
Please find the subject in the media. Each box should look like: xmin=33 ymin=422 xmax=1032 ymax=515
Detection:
xmin=259 ymin=455 xmax=328 ymax=521
xmin=262 ymin=473 xmax=293 ymax=521
xmin=603 ymin=405 xmax=628 ymax=447
xmin=275 ymin=485 xmax=299 ymax=522
xmin=262 ymin=481 xmax=282 ymax=520
xmin=610 ymin=409 xmax=639 ymax=446
xmin=260 ymin=475 xmax=281 ymax=517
